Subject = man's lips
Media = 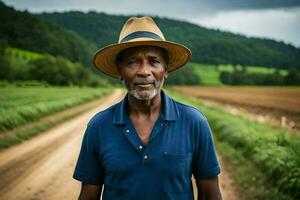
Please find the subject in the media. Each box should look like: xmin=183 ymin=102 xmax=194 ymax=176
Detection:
xmin=134 ymin=81 xmax=155 ymax=86
xmin=134 ymin=81 xmax=155 ymax=88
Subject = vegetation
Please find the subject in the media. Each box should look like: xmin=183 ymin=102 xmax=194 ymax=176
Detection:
xmin=0 ymin=2 xmax=96 ymax=66
xmin=0 ymin=109 xmax=85 ymax=149
xmin=165 ymin=65 xmax=201 ymax=85
xmin=1 ymin=2 xmax=299 ymax=86
xmin=29 ymin=55 xmax=107 ymax=86
xmin=167 ymin=89 xmax=300 ymax=200
xmin=38 ymin=11 xmax=300 ymax=69
xmin=218 ymin=64 xmax=288 ymax=75
xmin=6 ymin=47 xmax=42 ymax=60
xmin=0 ymin=46 xmax=107 ymax=86
xmin=0 ymin=86 xmax=111 ymax=132
xmin=220 ymin=67 xmax=300 ymax=85
xmin=188 ymin=63 xmax=224 ymax=86
xmin=187 ymin=63 xmax=290 ymax=86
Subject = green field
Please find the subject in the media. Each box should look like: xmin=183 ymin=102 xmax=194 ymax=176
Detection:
xmin=0 ymin=86 xmax=111 ymax=132
xmin=167 ymin=89 xmax=300 ymax=200
xmin=6 ymin=47 xmax=43 ymax=61
xmin=188 ymin=63 xmax=288 ymax=86
xmin=218 ymin=64 xmax=288 ymax=75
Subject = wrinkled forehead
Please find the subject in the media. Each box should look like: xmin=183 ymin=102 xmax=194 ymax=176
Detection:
xmin=118 ymin=46 xmax=167 ymax=60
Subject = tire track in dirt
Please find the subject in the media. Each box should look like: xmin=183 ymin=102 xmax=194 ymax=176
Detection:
xmin=0 ymin=89 xmax=124 ymax=200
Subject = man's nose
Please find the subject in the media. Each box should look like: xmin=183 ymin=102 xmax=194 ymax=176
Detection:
xmin=137 ymin=61 xmax=151 ymax=77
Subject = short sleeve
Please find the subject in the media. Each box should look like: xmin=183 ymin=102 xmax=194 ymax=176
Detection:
xmin=192 ymin=117 xmax=221 ymax=179
xmin=73 ymin=122 xmax=104 ymax=185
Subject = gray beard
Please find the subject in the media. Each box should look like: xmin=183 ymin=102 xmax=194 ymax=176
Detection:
xmin=123 ymin=79 xmax=164 ymax=101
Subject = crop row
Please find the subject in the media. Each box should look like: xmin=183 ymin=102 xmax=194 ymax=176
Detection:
xmin=0 ymin=87 xmax=111 ymax=132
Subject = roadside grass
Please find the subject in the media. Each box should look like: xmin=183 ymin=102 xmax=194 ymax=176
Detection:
xmin=0 ymin=86 xmax=112 ymax=132
xmin=166 ymin=89 xmax=300 ymax=200
xmin=0 ymin=108 xmax=87 ymax=149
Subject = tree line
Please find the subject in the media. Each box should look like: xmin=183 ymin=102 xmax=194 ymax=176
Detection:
xmin=0 ymin=40 xmax=106 ymax=87
xmin=220 ymin=67 xmax=300 ymax=85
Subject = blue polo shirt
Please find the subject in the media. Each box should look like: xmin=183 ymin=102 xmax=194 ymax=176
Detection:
xmin=73 ymin=90 xmax=220 ymax=200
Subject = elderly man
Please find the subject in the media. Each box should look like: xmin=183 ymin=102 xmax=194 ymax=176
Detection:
xmin=73 ymin=16 xmax=222 ymax=200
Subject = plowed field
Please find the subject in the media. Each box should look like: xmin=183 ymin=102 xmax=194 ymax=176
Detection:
xmin=174 ymin=86 xmax=300 ymax=132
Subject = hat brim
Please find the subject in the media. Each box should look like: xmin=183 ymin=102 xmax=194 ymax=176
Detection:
xmin=93 ymin=40 xmax=192 ymax=79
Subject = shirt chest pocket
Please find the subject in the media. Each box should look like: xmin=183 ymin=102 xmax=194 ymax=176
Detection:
xmin=160 ymin=152 xmax=192 ymax=177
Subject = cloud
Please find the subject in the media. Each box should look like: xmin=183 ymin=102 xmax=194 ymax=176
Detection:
xmin=3 ymin=0 xmax=300 ymax=14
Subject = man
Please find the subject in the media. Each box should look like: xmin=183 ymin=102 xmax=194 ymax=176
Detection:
xmin=73 ymin=16 xmax=222 ymax=200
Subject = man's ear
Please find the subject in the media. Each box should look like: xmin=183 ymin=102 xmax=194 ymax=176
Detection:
xmin=116 ymin=63 xmax=123 ymax=80
xmin=164 ymin=71 xmax=168 ymax=79
xmin=118 ymin=72 xmax=123 ymax=80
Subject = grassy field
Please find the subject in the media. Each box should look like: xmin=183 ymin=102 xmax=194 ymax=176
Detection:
xmin=218 ymin=64 xmax=288 ymax=75
xmin=167 ymin=89 xmax=300 ymax=200
xmin=188 ymin=63 xmax=288 ymax=86
xmin=6 ymin=47 xmax=43 ymax=61
xmin=188 ymin=63 xmax=223 ymax=86
xmin=0 ymin=86 xmax=111 ymax=132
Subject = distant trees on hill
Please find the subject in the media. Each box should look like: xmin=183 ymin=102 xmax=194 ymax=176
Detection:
xmin=220 ymin=67 xmax=300 ymax=85
xmin=39 ymin=11 xmax=300 ymax=69
xmin=0 ymin=2 xmax=95 ymax=66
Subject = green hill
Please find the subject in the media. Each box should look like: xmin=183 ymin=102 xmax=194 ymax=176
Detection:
xmin=37 ymin=11 xmax=300 ymax=69
xmin=0 ymin=2 xmax=96 ymax=66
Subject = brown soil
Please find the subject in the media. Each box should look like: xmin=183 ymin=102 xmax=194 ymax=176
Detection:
xmin=0 ymin=88 xmax=237 ymax=200
xmin=174 ymin=86 xmax=300 ymax=133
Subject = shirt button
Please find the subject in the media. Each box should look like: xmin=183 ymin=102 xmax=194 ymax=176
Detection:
xmin=126 ymin=129 xmax=130 ymax=133
xmin=139 ymin=145 xmax=143 ymax=150
xmin=144 ymin=155 xmax=148 ymax=160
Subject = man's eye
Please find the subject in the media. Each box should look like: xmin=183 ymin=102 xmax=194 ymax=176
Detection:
xmin=151 ymin=60 xmax=159 ymax=64
xmin=127 ymin=60 xmax=135 ymax=64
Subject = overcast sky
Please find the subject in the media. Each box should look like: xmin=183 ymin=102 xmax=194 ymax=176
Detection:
xmin=2 ymin=0 xmax=300 ymax=47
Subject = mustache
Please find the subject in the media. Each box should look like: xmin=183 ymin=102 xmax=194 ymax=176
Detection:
xmin=134 ymin=79 xmax=156 ymax=85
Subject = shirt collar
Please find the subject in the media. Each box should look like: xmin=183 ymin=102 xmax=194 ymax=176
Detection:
xmin=113 ymin=90 xmax=179 ymax=125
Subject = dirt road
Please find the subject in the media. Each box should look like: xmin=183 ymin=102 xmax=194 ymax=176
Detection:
xmin=0 ymin=89 xmax=239 ymax=200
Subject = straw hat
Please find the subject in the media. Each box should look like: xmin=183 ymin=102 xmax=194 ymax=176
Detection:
xmin=93 ymin=16 xmax=192 ymax=79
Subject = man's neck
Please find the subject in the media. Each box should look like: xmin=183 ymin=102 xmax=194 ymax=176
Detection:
xmin=127 ymin=91 xmax=162 ymax=118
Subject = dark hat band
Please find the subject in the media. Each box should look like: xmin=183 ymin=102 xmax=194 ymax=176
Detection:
xmin=120 ymin=31 xmax=164 ymax=43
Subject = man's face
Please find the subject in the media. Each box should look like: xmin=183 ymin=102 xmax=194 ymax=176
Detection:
xmin=117 ymin=46 xmax=168 ymax=101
